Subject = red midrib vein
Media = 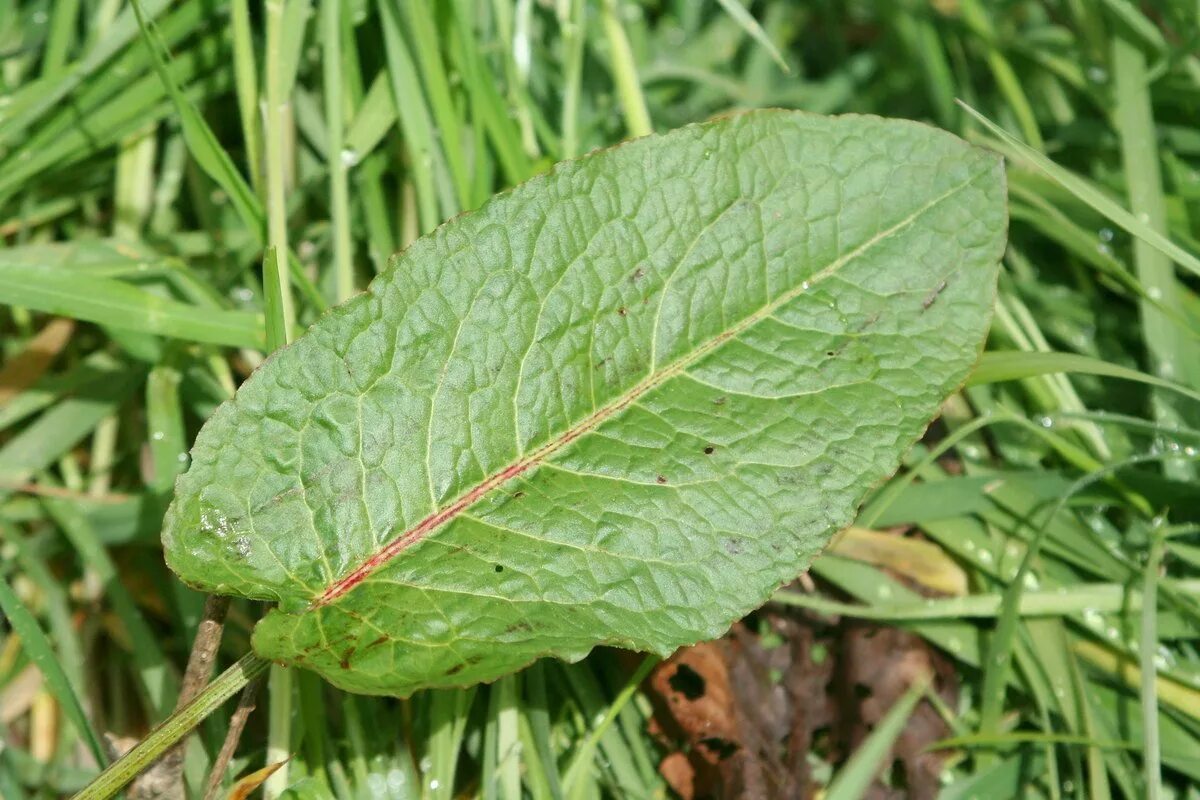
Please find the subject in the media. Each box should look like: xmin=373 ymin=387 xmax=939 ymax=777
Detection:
xmin=311 ymin=173 xmax=979 ymax=608
xmin=311 ymin=324 xmax=733 ymax=608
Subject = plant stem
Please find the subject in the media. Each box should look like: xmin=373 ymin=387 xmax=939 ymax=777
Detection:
xmin=71 ymin=653 xmax=270 ymax=800
xmin=158 ymin=595 xmax=232 ymax=794
xmin=557 ymin=0 xmax=585 ymax=158
xmin=87 ymin=414 xmax=118 ymax=496
xmin=202 ymin=674 xmax=265 ymax=800
xmin=1140 ymin=519 xmax=1166 ymax=800
xmin=230 ymin=0 xmax=263 ymax=196
xmin=263 ymin=664 xmax=293 ymax=799
xmin=322 ymin=0 xmax=354 ymax=303
xmin=1112 ymin=34 xmax=1197 ymax=480
xmin=264 ymin=0 xmax=296 ymax=335
xmin=262 ymin=10 xmax=300 ymax=778
xmin=600 ymin=0 xmax=652 ymax=138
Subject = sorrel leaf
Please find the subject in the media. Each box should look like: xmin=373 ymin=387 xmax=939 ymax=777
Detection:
xmin=164 ymin=111 xmax=1006 ymax=695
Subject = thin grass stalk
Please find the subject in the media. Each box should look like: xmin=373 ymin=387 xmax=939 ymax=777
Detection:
xmin=600 ymin=0 xmax=651 ymax=138
xmin=322 ymin=0 xmax=355 ymax=303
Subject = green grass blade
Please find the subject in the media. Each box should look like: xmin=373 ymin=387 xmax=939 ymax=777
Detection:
xmin=229 ymin=0 xmax=263 ymax=196
xmin=1100 ymin=0 xmax=1168 ymax=52
xmin=522 ymin=662 xmax=564 ymax=800
xmin=128 ymin=0 xmax=262 ymax=244
xmin=1112 ymin=32 xmax=1200 ymax=483
xmin=401 ymin=2 xmax=471 ymax=209
xmin=262 ymin=246 xmax=289 ymax=352
xmin=825 ymin=680 xmax=926 ymax=800
xmin=561 ymin=657 xmax=657 ymax=798
xmin=71 ymin=654 xmax=269 ymax=800
xmin=145 ymin=359 xmax=187 ymax=494
xmin=343 ymin=74 xmax=395 ymax=162
xmin=321 ymin=0 xmax=355 ymax=304
xmin=423 ymin=688 xmax=476 ymax=800
xmin=0 ymin=0 xmax=173 ymax=147
xmin=600 ymin=0 xmax=652 ymax=138
xmin=557 ymin=663 xmax=649 ymax=797
xmin=775 ymin=579 xmax=1200 ymax=621
xmin=1141 ymin=520 xmax=1166 ymax=800
xmin=376 ymin=0 xmax=445 ymax=232
xmin=973 ymin=454 xmax=1175 ymax=753
xmin=263 ymin=0 xmax=300 ymax=340
xmin=126 ymin=0 xmax=325 ymax=313
xmin=713 ymin=0 xmax=788 ymax=72
xmin=0 ymin=351 xmax=126 ymax=433
xmin=41 ymin=493 xmax=179 ymax=719
xmin=41 ymin=0 xmax=81 ymax=77
xmin=962 ymin=102 xmax=1200 ymax=281
xmin=0 ymin=572 xmax=108 ymax=769
xmin=0 ymin=263 xmax=265 ymax=348
xmin=4 ymin=525 xmax=89 ymax=699
xmin=971 ymin=351 xmax=1200 ymax=405
xmin=932 ymin=732 xmax=1137 ymax=751
xmin=278 ymin=0 xmax=312 ymax=100
xmin=447 ymin=0 xmax=533 ymax=185
xmin=0 ymin=369 xmax=141 ymax=489
xmin=556 ymin=0 xmax=586 ymax=158
xmin=959 ymin=0 xmax=1043 ymax=149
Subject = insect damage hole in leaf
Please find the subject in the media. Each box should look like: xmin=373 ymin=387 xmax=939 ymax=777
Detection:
xmin=163 ymin=110 xmax=1007 ymax=697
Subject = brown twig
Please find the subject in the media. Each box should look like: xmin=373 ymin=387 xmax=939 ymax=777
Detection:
xmin=132 ymin=594 xmax=232 ymax=799
xmin=176 ymin=596 xmax=234 ymax=707
xmin=201 ymin=674 xmax=265 ymax=800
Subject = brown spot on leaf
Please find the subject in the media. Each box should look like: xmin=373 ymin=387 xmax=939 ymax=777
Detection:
xmin=853 ymin=312 xmax=881 ymax=333
xmin=339 ymin=647 xmax=356 ymax=669
xmin=922 ymin=280 xmax=948 ymax=311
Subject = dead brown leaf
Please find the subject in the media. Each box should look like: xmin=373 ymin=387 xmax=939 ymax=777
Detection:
xmin=646 ymin=596 xmax=957 ymax=798
xmin=0 ymin=317 xmax=74 ymax=405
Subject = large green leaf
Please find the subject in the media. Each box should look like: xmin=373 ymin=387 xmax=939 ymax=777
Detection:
xmin=163 ymin=111 xmax=1006 ymax=695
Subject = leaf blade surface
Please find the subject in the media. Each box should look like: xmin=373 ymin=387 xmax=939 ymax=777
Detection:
xmin=164 ymin=111 xmax=1006 ymax=695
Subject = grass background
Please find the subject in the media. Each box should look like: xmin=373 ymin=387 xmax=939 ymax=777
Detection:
xmin=1 ymin=0 xmax=1200 ymax=797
